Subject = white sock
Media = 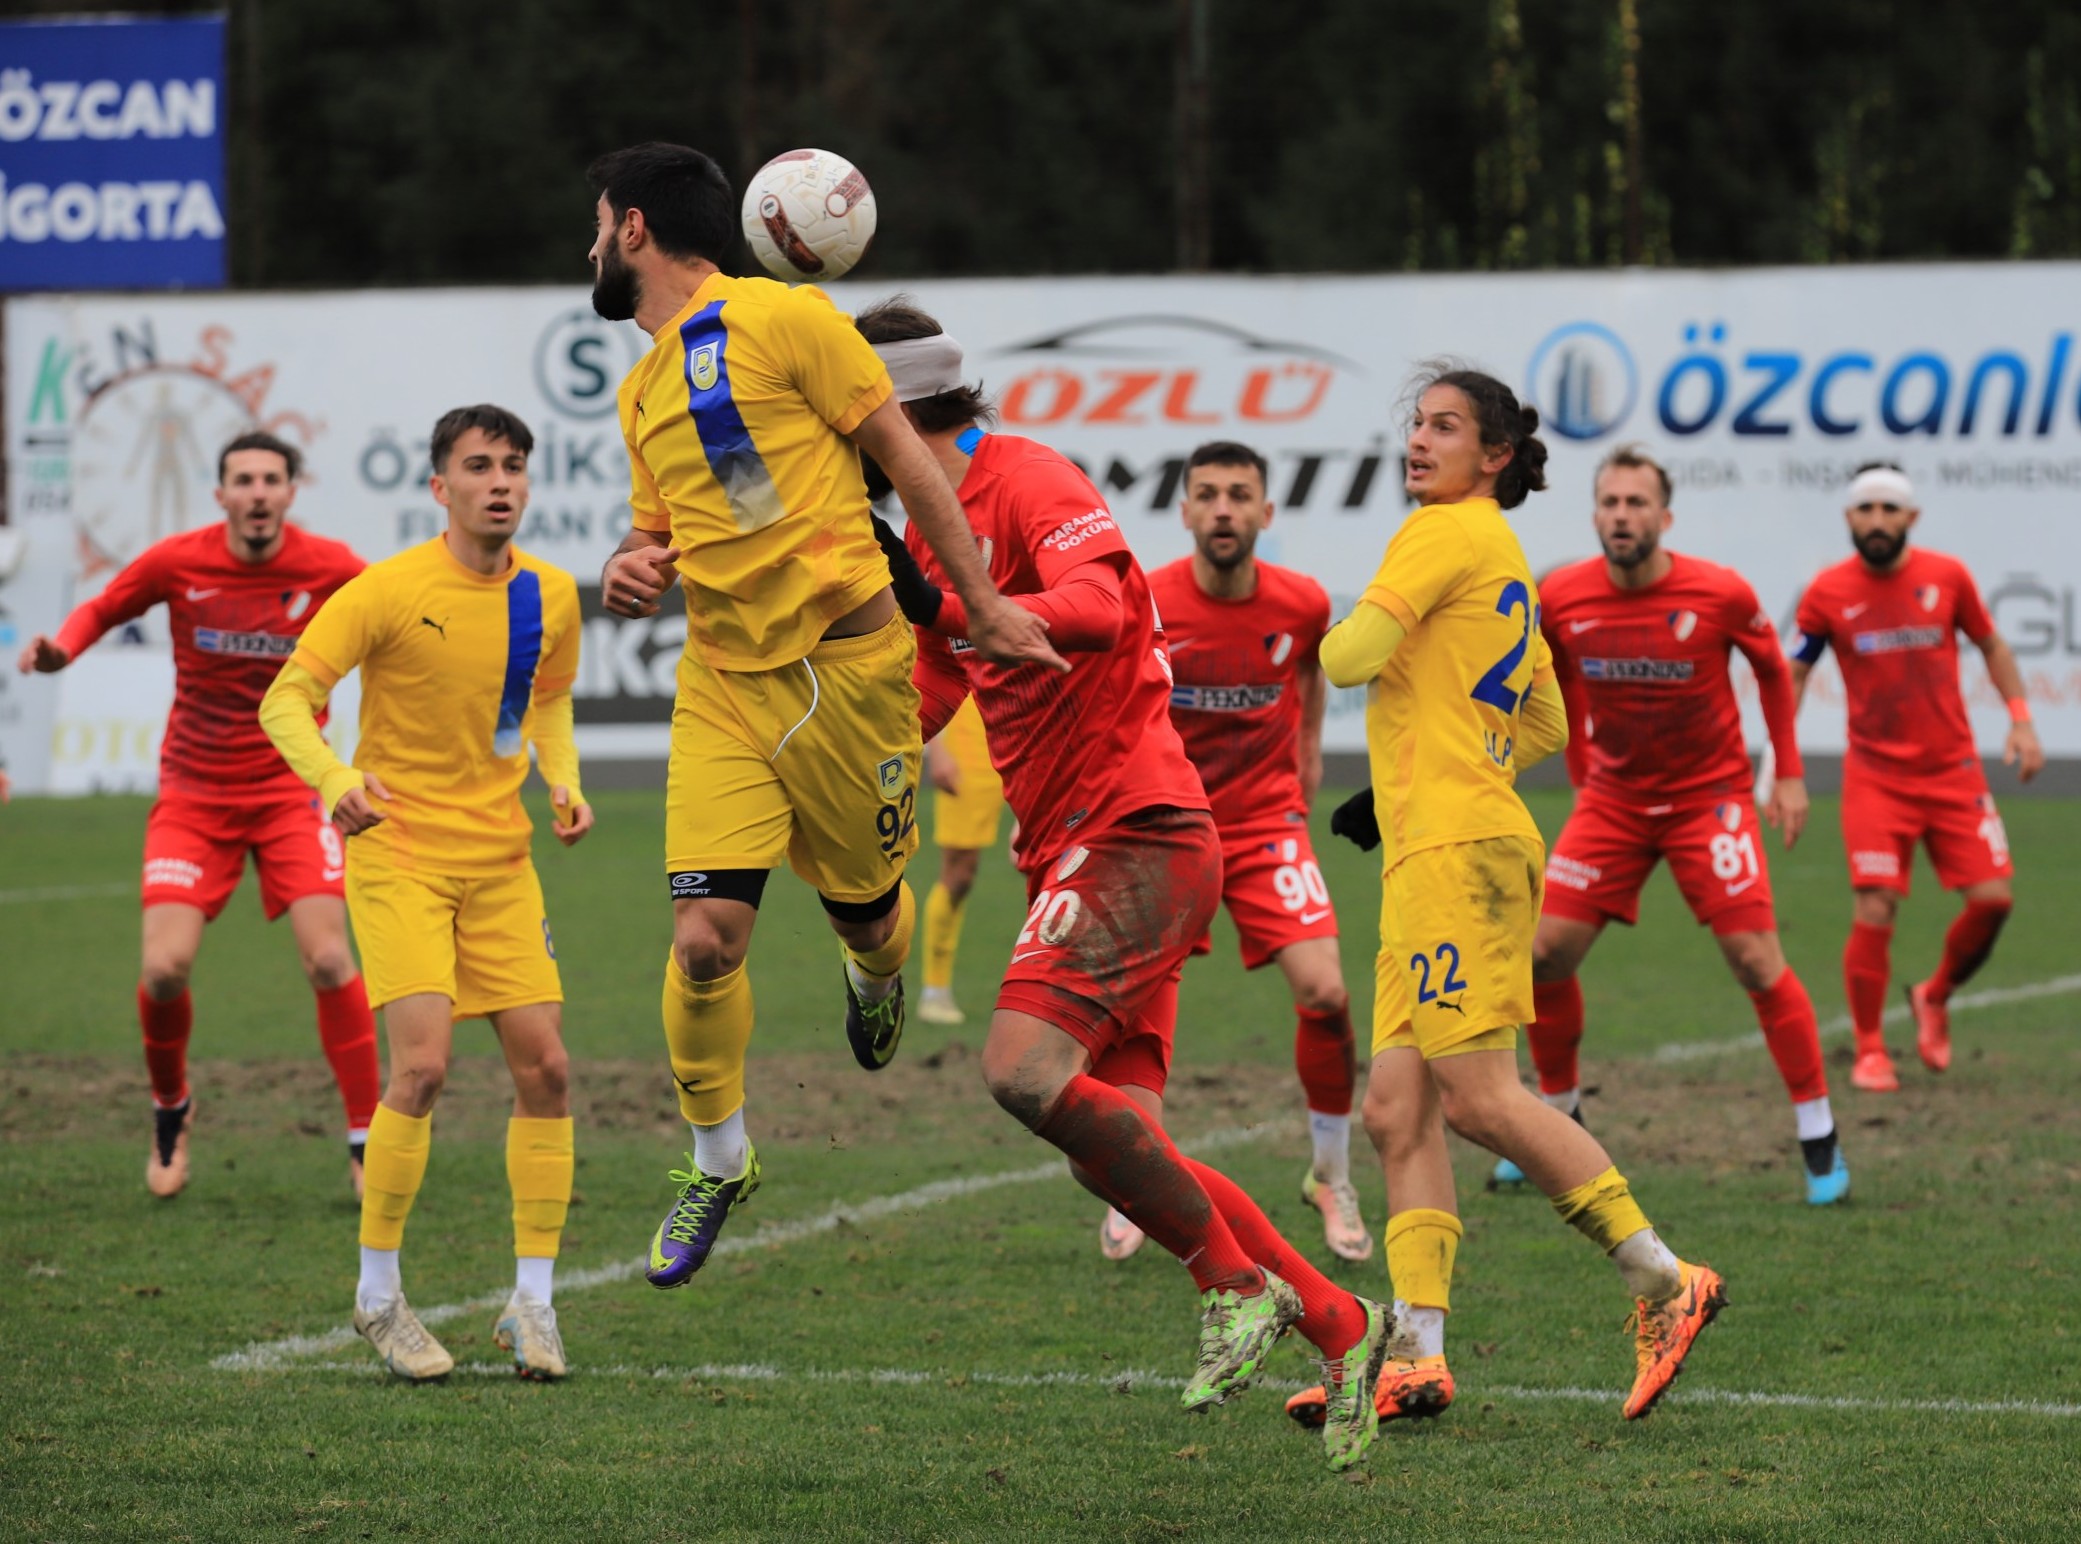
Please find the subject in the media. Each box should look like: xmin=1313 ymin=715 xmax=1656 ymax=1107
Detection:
xmin=357 ymin=1247 xmax=402 ymax=1313
xmin=1399 ymin=1302 xmax=1446 ymax=1360
xmin=692 ymin=1109 xmax=749 ymax=1180
xmin=515 ymin=1255 xmax=555 ymax=1305
xmin=1609 ymin=1227 xmax=1683 ymax=1302
xmin=1793 ymin=1096 xmax=1835 ymax=1143
xmin=1307 ymin=1111 xmax=1351 ymax=1183
xmin=1541 ymin=1086 xmax=1582 ymax=1115
xmin=845 ymin=954 xmax=899 ymax=1002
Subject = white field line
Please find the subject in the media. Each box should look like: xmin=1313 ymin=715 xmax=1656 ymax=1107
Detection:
xmin=0 ymin=881 xmax=132 ymax=905
xmin=209 ymin=1120 xmax=1290 ymax=1373
xmin=246 ymin=1358 xmax=2081 ymax=1421
xmin=1652 ymin=972 xmax=2081 ymax=1064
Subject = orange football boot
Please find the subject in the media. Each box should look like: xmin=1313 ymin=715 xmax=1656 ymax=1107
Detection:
xmin=1907 ymin=982 xmax=1951 ymax=1073
xmin=1850 ymin=1047 xmax=1900 ymax=1092
xmin=146 ymin=1100 xmax=193 ymax=1199
xmin=1284 ymin=1354 xmax=1455 ymax=1429
xmin=1622 ymin=1259 xmax=1727 ymax=1420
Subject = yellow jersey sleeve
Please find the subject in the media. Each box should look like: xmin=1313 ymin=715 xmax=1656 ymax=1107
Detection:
xmin=774 ymin=284 xmax=895 ymax=435
xmin=291 ymin=569 xmax=396 ymax=686
xmin=1363 ymin=507 xmax=1479 ymax=632
xmin=535 ymin=570 xmax=582 ymax=695
xmin=1530 ymin=622 xmax=1556 ymax=685
xmin=624 ymin=405 xmax=671 ymax=534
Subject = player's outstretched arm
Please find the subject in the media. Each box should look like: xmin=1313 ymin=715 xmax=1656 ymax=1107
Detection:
xmin=1978 ymin=633 xmax=2045 ymax=783
xmin=600 ymin=528 xmax=682 ymax=620
xmin=258 ymin=660 xmax=387 ymax=834
xmin=528 ymin=686 xmax=593 ymax=846
xmin=21 ymin=544 xmax=172 ymax=672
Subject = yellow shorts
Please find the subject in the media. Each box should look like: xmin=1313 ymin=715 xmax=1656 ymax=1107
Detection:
xmin=346 ymin=856 xmax=561 ymax=1018
xmin=932 ymin=697 xmax=1004 ymax=851
xmin=666 ymin=611 xmax=921 ymax=905
xmin=1371 ymin=833 xmax=1544 ymax=1059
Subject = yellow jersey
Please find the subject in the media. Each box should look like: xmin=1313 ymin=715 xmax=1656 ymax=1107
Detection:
xmin=1357 ymin=497 xmax=1554 ymax=871
xmin=290 ymin=537 xmax=581 ymax=876
xmin=620 ymin=272 xmax=895 ymax=671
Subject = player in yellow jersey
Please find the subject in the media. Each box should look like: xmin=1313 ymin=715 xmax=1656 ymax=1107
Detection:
xmin=916 ymin=697 xmax=1005 ymax=1026
xmin=260 ymin=405 xmax=588 ymax=1383
xmin=583 ymin=144 xmax=1061 ymax=1286
xmin=1284 ymin=367 xmax=1723 ymax=1433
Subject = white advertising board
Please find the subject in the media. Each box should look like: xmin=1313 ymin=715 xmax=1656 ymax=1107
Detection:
xmin=8 ymin=265 xmax=2079 ymax=792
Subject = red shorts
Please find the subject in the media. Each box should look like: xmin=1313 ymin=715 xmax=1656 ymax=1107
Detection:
xmin=1840 ymin=760 xmax=2012 ymax=895
xmin=996 ymin=807 xmax=1222 ymax=1097
xmin=141 ymin=794 xmax=347 ymax=922
xmin=1191 ymin=819 xmax=1340 ymax=971
xmin=1542 ymin=791 xmax=1776 ymax=937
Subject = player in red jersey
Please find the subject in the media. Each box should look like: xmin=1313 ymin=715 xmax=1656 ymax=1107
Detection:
xmin=857 ymin=298 xmax=1393 ymax=1471
xmin=1791 ymin=463 xmax=2042 ymax=1092
xmin=1133 ymin=440 xmax=1368 ymax=1264
xmin=1515 ymin=446 xmax=1844 ymax=1205
xmin=17 ymin=432 xmax=379 ymax=1199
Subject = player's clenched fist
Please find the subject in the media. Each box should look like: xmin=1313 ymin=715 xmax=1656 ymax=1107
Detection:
xmin=331 ymin=772 xmax=392 ymax=836
xmin=16 ymin=635 xmax=70 ymax=674
xmin=600 ymin=545 xmax=681 ymax=619
xmin=550 ymin=786 xmax=594 ymax=846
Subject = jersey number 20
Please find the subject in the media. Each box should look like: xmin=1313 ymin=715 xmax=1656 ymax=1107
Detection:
xmin=1470 ymin=580 xmax=1537 ymax=715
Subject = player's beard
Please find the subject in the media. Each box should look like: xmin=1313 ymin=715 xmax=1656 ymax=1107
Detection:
xmin=592 ymin=244 xmax=639 ymax=323
xmin=1854 ymin=527 xmax=1908 ymax=567
xmin=1600 ymin=528 xmax=1659 ymax=570
xmin=1197 ymin=528 xmax=1256 ymax=571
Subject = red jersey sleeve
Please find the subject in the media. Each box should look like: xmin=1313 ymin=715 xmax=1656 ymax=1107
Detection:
xmin=1297 ymin=577 xmax=1331 ymax=667
xmin=54 ymin=543 xmax=172 ymax=657
xmin=1951 ymin=560 xmax=1994 ymax=645
xmin=913 ymin=625 xmax=970 ymax=743
xmin=1013 ymin=460 xmax=1131 ymax=651
xmin=1792 ymin=579 xmax=1831 ymax=649
xmin=1722 ymin=573 xmax=1805 ymax=780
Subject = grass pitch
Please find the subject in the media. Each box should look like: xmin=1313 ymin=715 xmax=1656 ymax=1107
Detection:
xmin=2 ymin=788 xmax=2078 ymax=1540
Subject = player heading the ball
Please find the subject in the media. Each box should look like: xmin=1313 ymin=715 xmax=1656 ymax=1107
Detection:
xmin=261 ymin=405 xmax=590 ymax=1383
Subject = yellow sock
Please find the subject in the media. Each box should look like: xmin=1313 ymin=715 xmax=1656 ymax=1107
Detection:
xmin=664 ymin=954 xmax=754 ymax=1126
xmin=1385 ymin=1207 xmax=1463 ymax=1311
xmin=1550 ymin=1165 xmax=1653 ymax=1253
xmin=359 ymin=1103 xmax=432 ymax=1251
xmin=922 ymin=880 xmax=966 ymax=992
xmin=507 ymin=1116 xmax=574 ymax=1259
xmin=847 ymin=879 xmax=916 ymax=980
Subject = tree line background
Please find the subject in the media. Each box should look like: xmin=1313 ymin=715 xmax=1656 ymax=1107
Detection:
xmin=22 ymin=0 xmax=2081 ymax=285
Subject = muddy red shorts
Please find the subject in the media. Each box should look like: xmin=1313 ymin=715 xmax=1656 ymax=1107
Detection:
xmin=1839 ymin=758 xmax=2011 ymax=895
xmin=996 ymin=807 xmax=1222 ymax=1097
xmin=1190 ymin=818 xmax=1339 ymax=971
xmin=1541 ymin=790 xmax=1777 ymax=937
xmin=141 ymin=793 xmax=346 ymax=921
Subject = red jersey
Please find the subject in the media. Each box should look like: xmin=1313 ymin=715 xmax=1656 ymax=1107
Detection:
xmin=1147 ymin=557 xmax=1329 ymax=830
xmin=907 ymin=434 xmax=1207 ymax=877
xmin=1794 ymin=548 xmax=1992 ymax=779
xmin=1541 ymin=551 xmax=1803 ymax=805
xmin=54 ymin=524 xmax=364 ymax=803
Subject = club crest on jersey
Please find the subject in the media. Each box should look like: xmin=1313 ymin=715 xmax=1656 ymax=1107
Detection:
xmin=876 ymin=756 xmax=904 ymax=796
xmin=690 ymin=341 xmax=720 ymax=391
xmin=1056 ymin=846 xmax=1089 ymax=881
xmin=282 ymin=590 xmax=312 ymax=621
xmin=1668 ymin=609 xmax=1698 ymax=641
xmin=1714 ymin=801 xmax=1743 ymax=832
xmin=1265 ymin=632 xmax=1294 ymax=666
xmin=1916 ymin=584 xmax=1941 ymax=612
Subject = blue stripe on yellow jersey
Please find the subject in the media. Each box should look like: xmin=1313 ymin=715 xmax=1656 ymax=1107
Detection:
xmin=496 ymin=567 xmax=544 ymax=758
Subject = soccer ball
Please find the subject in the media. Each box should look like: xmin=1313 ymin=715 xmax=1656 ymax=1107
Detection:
xmin=740 ymin=149 xmax=877 ymax=281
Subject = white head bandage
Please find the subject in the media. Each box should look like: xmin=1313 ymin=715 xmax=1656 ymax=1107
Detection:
xmin=874 ymin=333 xmax=968 ymax=403
xmin=1845 ymin=466 xmax=1916 ymax=509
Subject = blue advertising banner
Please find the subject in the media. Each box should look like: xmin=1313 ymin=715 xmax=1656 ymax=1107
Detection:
xmin=0 ymin=14 xmax=227 ymax=291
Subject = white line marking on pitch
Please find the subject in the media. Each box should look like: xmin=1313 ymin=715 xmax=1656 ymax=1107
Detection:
xmin=0 ymin=881 xmax=132 ymax=906
xmin=246 ymin=1359 xmax=2081 ymax=1421
xmin=1653 ymin=972 xmax=2081 ymax=1064
xmin=210 ymin=1121 xmax=1290 ymax=1372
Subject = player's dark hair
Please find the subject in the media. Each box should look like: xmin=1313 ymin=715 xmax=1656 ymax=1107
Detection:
xmin=1851 ymin=458 xmax=1905 ymax=476
xmin=1186 ymin=440 xmax=1269 ymax=489
xmin=1596 ymin=443 xmax=1672 ymax=505
xmin=430 ymin=404 xmax=535 ymax=473
xmin=853 ymin=294 xmax=997 ymax=433
xmin=217 ymin=430 xmax=301 ymax=484
xmin=587 ymin=142 xmax=736 ymax=265
xmin=1407 ymin=361 xmax=1549 ymax=510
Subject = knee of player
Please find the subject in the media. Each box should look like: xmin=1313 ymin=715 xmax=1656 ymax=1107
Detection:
xmin=1434 ymin=1082 xmax=1506 ymax=1150
xmin=673 ymin=926 xmax=747 ymax=982
xmin=1530 ymin=949 xmax=1575 ymax=985
xmin=1292 ymin=975 xmax=1349 ymax=1017
xmin=941 ymin=851 xmax=980 ymax=900
xmin=139 ymin=958 xmax=193 ymax=1000
xmin=1721 ymin=938 xmax=1783 ymax=995
xmin=1851 ymin=888 xmax=1900 ymax=927
xmin=387 ymin=1059 xmax=447 ymax=1112
xmin=979 ymin=1052 xmax=1051 ymax=1130
xmin=301 ymin=946 xmax=358 ymax=993
xmin=521 ymin=1043 xmax=570 ymax=1106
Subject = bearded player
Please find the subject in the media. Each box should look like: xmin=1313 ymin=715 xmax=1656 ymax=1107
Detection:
xmin=18 ymin=431 xmax=377 ymax=1200
xmin=1102 ymin=440 xmax=1368 ymax=1266
xmin=1289 ymin=370 xmax=1721 ymax=1436
xmin=1791 ymin=463 xmax=2041 ymax=1091
xmin=860 ymin=297 xmax=1394 ymax=1472
xmin=585 ymin=146 xmax=1057 ymax=1287
xmin=1495 ymin=445 xmax=1846 ymax=1205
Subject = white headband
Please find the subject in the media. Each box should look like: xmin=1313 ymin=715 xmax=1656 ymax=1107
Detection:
xmin=874 ymin=333 xmax=968 ymax=403
xmin=1845 ymin=467 xmax=1916 ymax=509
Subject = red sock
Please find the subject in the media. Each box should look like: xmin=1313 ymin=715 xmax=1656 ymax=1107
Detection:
xmin=315 ymin=977 xmax=381 ymax=1138
xmin=1036 ymin=1075 xmax=1260 ymax=1295
xmin=1843 ymin=921 xmax=1892 ymax=1054
xmin=1749 ymin=967 xmax=1827 ymax=1103
xmin=1182 ymin=1157 xmax=1367 ymax=1358
xmin=1293 ymin=1005 xmax=1356 ymax=1116
xmin=1527 ymin=976 xmax=1585 ymax=1095
xmin=139 ymin=987 xmax=193 ymax=1109
xmin=1927 ymin=900 xmax=2011 ymax=1005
